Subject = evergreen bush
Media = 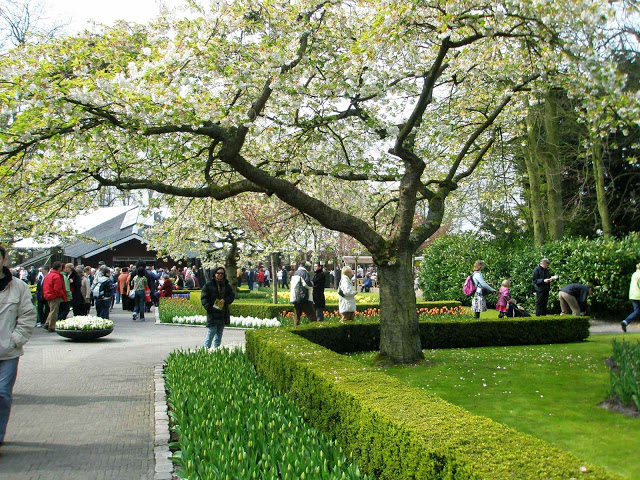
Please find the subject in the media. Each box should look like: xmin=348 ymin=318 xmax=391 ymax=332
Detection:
xmin=418 ymin=232 xmax=640 ymax=315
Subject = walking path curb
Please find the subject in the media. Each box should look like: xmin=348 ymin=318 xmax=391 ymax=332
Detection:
xmin=154 ymin=365 xmax=174 ymax=480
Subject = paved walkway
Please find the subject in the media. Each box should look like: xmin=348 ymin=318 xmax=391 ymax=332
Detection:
xmin=0 ymin=306 xmax=635 ymax=480
xmin=0 ymin=302 xmax=245 ymax=480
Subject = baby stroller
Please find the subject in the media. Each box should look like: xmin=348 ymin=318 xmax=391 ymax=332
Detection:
xmin=507 ymin=303 xmax=531 ymax=317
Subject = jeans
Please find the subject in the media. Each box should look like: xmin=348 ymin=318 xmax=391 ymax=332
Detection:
xmin=133 ymin=290 xmax=145 ymax=320
xmin=95 ymin=298 xmax=111 ymax=319
xmin=115 ymin=291 xmax=121 ymax=304
xmin=623 ymin=300 xmax=640 ymax=326
xmin=0 ymin=357 xmax=19 ymax=444
xmin=204 ymin=324 xmax=224 ymax=348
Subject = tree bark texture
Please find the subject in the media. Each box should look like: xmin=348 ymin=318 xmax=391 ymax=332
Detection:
xmin=225 ymin=240 xmax=239 ymax=292
xmin=591 ymin=137 xmax=612 ymax=238
xmin=377 ymin=252 xmax=423 ymax=364
xmin=523 ymin=116 xmax=546 ymax=247
xmin=542 ymin=90 xmax=565 ymax=240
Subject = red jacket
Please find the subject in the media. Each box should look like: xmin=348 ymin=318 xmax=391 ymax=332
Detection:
xmin=43 ymin=270 xmax=67 ymax=302
xmin=159 ymin=279 xmax=174 ymax=298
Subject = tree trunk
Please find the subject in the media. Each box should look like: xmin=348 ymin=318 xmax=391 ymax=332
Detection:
xmin=271 ymin=252 xmax=278 ymax=304
xmin=225 ymin=240 xmax=239 ymax=292
xmin=523 ymin=117 xmax=546 ymax=247
xmin=591 ymin=136 xmax=612 ymax=238
xmin=376 ymin=251 xmax=423 ymax=364
xmin=542 ymin=90 xmax=565 ymax=240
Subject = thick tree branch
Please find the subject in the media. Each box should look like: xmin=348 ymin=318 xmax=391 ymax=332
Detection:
xmin=91 ymin=172 xmax=267 ymax=199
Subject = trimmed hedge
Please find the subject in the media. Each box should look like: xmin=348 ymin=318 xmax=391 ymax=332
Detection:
xmin=246 ymin=323 xmax=620 ymax=480
xmin=292 ymin=315 xmax=590 ymax=354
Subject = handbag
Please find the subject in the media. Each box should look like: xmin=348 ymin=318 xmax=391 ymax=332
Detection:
xmin=144 ymin=286 xmax=151 ymax=303
xmin=338 ymin=288 xmax=345 ymax=298
xmin=128 ymin=289 xmax=135 ymax=299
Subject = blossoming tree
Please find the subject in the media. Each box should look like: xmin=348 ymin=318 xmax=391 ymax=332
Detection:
xmin=0 ymin=0 xmax=623 ymax=362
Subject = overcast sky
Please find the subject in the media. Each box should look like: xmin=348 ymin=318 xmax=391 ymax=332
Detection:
xmin=49 ymin=0 xmax=183 ymax=33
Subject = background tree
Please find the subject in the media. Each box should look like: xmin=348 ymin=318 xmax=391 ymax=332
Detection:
xmin=0 ymin=0 xmax=626 ymax=363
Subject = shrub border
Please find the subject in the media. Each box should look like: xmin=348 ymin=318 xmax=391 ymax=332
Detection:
xmin=245 ymin=318 xmax=619 ymax=480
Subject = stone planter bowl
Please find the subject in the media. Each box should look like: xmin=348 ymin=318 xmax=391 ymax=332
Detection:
xmin=56 ymin=328 xmax=114 ymax=340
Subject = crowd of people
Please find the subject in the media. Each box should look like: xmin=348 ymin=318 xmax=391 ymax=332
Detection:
xmin=18 ymin=261 xmax=205 ymax=329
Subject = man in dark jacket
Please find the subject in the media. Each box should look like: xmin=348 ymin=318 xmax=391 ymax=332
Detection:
xmin=201 ymin=267 xmax=235 ymax=348
xmin=531 ymin=258 xmax=557 ymax=316
xmin=312 ymin=263 xmax=326 ymax=322
xmin=559 ymin=284 xmax=593 ymax=316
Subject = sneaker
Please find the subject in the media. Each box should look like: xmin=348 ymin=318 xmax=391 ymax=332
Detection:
xmin=132 ymin=314 xmax=137 ymax=321
xmin=36 ymin=323 xmax=43 ymax=328
xmin=621 ymin=322 xmax=627 ymax=332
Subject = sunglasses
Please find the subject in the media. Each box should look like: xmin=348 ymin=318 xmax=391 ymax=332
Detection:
xmin=215 ymin=271 xmax=225 ymax=275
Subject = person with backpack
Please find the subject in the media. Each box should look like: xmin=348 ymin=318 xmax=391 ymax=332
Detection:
xmin=289 ymin=262 xmax=316 ymax=326
xmin=470 ymin=260 xmax=495 ymax=319
xmin=93 ymin=266 xmax=113 ymax=319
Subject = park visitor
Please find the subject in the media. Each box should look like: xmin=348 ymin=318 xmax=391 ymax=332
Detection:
xmin=471 ymin=260 xmax=495 ymax=319
xmin=620 ymin=263 xmax=640 ymax=332
xmin=312 ymin=263 xmax=327 ymax=322
xmin=558 ymin=283 xmax=593 ymax=316
xmin=93 ymin=266 xmax=114 ymax=319
xmin=361 ymin=272 xmax=373 ymax=292
xmin=496 ymin=279 xmax=516 ymax=318
xmin=201 ymin=267 xmax=235 ymax=349
xmin=338 ymin=266 xmax=357 ymax=322
xmin=131 ymin=267 xmax=148 ymax=322
xmin=290 ymin=262 xmax=316 ymax=326
xmin=35 ymin=266 xmax=50 ymax=327
xmin=532 ymin=258 xmax=558 ymax=316
xmin=43 ymin=261 xmax=66 ymax=332
xmin=0 ymin=244 xmax=37 ymax=446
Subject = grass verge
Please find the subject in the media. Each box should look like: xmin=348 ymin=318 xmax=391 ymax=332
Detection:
xmin=350 ymin=333 xmax=640 ymax=479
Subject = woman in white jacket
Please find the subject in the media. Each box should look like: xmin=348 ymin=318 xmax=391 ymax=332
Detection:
xmin=338 ymin=266 xmax=357 ymax=322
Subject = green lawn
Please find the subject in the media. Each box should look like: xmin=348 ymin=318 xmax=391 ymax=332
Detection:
xmin=351 ymin=333 xmax=640 ymax=479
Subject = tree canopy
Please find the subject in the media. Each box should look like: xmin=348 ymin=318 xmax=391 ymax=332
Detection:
xmin=0 ymin=0 xmax=629 ymax=362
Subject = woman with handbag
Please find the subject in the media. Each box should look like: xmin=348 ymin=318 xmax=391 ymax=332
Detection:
xmin=131 ymin=267 xmax=148 ymax=321
xmin=201 ymin=267 xmax=235 ymax=349
xmin=338 ymin=266 xmax=357 ymax=322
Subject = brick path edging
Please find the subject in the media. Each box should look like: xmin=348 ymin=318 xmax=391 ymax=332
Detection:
xmin=154 ymin=364 xmax=175 ymax=480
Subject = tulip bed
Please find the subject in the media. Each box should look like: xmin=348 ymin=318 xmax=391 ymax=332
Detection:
xmin=164 ymin=348 xmax=371 ymax=480
xmin=608 ymin=338 xmax=640 ymax=411
xmin=160 ymin=295 xmax=466 ymax=327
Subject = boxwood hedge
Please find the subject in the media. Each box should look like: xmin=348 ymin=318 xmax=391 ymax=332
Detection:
xmin=246 ymin=321 xmax=619 ymax=480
